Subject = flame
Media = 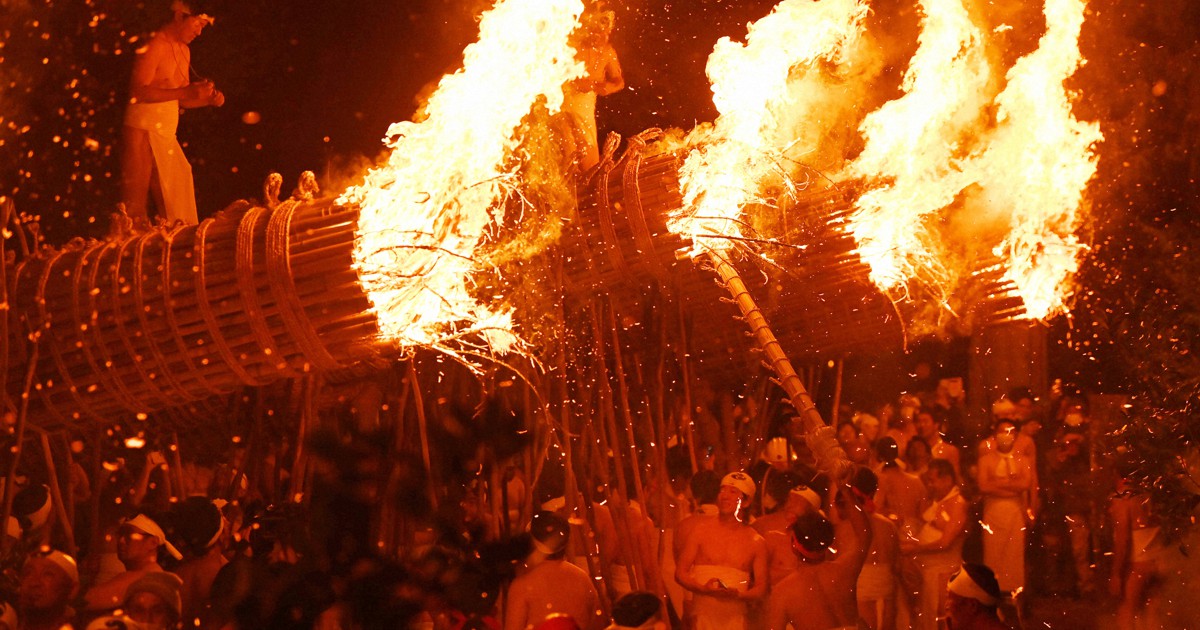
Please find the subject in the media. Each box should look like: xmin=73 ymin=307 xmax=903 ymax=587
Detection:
xmin=339 ymin=0 xmax=585 ymax=358
xmin=974 ymin=0 xmax=1102 ymax=318
xmin=846 ymin=0 xmax=992 ymax=300
xmin=846 ymin=0 xmax=1101 ymax=321
xmin=671 ymin=0 xmax=869 ymax=256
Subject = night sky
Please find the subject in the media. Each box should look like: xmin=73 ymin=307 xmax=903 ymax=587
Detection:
xmin=1 ymin=0 xmax=1197 ymax=393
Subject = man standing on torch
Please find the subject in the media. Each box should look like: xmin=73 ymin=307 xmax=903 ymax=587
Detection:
xmin=561 ymin=1 xmax=624 ymax=170
xmin=120 ymin=0 xmax=223 ymax=229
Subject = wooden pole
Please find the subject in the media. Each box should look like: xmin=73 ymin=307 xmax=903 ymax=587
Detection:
xmin=831 ymin=357 xmax=845 ymax=426
xmin=705 ymin=250 xmax=850 ymax=479
xmin=674 ymin=298 xmax=699 ymax=474
xmin=39 ymin=430 xmax=76 ymax=556
xmin=1 ymin=337 xmax=39 ymax=554
xmin=407 ymin=361 xmax=439 ymax=511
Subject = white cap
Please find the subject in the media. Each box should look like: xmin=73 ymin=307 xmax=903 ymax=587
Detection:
xmin=948 ymin=565 xmax=1000 ymax=606
xmin=721 ymin=472 xmax=756 ymax=500
xmin=788 ymin=485 xmax=821 ymax=512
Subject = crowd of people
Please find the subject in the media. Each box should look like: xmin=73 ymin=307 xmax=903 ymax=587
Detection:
xmin=0 ymin=372 xmax=1155 ymax=630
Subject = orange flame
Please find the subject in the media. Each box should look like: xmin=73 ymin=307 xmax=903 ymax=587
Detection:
xmin=671 ymin=0 xmax=869 ymax=256
xmin=340 ymin=0 xmax=585 ymax=359
xmin=847 ymin=0 xmax=992 ymax=302
xmin=974 ymin=0 xmax=1102 ymax=319
xmin=846 ymin=0 xmax=1101 ymax=321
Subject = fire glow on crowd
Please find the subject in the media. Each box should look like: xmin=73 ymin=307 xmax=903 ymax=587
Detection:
xmin=1 ymin=0 xmax=1197 ymax=629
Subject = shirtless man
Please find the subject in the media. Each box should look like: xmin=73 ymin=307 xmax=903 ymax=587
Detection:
xmin=120 ymin=0 xmax=223 ymax=229
xmin=915 ymin=410 xmax=960 ymax=479
xmin=874 ymin=438 xmax=926 ymax=540
xmin=752 ymin=483 xmax=820 ymax=587
xmin=505 ymin=511 xmax=603 ymax=630
xmin=903 ymin=459 xmax=968 ymax=630
xmin=84 ymin=513 xmax=183 ymax=612
xmin=852 ymin=468 xmax=900 ymax=630
xmin=765 ymin=480 xmax=873 ymax=630
xmin=592 ymin=477 xmax=658 ymax=597
xmin=675 ymin=472 xmax=767 ymax=630
xmin=976 ymin=419 xmax=1033 ymax=597
xmin=561 ymin=1 xmax=624 ymax=169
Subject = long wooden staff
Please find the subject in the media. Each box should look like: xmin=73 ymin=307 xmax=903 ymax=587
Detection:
xmin=705 ymin=249 xmax=849 ymax=478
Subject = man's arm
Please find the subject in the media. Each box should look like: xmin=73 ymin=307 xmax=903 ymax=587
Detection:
xmin=674 ymin=527 xmax=706 ymax=594
xmin=915 ymin=498 xmax=966 ymax=554
xmin=742 ymin=534 xmax=770 ymax=600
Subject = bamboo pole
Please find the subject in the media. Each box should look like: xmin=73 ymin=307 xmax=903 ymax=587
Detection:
xmin=831 ymin=357 xmax=845 ymax=426
xmin=39 ymin=430 xmax=77 ymax=556
xmin=1 ymin=337 xmax=39 ymax=555
xmin=705 ymin=250 xmax=850 ymax=479
xmin=407 ymin=361 xmax=439 ymax=511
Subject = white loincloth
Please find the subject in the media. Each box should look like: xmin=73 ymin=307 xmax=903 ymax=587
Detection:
xmin=982 ymin=496 xmax=1026 ymax=592
xmin=690 ymin=565 xmax=749 ymax=630
xmin=125 ymin=100 xmax=198 ymax=224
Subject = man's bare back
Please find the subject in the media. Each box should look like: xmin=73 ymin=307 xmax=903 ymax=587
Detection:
xmin=505 ymin=559 xmax=601 ymax=630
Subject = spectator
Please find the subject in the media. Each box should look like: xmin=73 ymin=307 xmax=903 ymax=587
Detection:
xmin=976 ymin=419 xmax=1034 ymax=598
xmin=84 ymin=513 xmax=182 ymax=611
xmin=675 ymin=472 xmax=768 ymax=630
xmin=17 ymin=549 xmax=79 ymax=630
xmin=904 ymin=459 xmax=967 ymax=630
xmin=852 ymin=468 xmax=900 ymax=630
xmin=505 ymin=511 xmax=603 ymax=630
xmin=905 ymin=437 xmax=932 ymax=478
xmin=915 ymin=410 xmax=960 ymax=479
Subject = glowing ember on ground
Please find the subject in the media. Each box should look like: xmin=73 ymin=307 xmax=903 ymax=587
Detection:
xmin=339 ymin=0 xmax=585 ymax=360
xmin=671 ymin=0 xmax=869 ymax=256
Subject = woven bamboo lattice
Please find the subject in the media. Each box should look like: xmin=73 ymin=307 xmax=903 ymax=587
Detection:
xmin=6 ymin=196 xmax=378 ymax=428
xmin=5 ymin=130 xmax=1018 ymax=427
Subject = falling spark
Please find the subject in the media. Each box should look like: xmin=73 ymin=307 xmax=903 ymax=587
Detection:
xmin=340 ymin=0 xmax=585 ymax=360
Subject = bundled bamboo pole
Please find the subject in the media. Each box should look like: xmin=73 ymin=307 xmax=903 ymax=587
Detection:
xmin=706 ymin=250 xmax=850 ymax=479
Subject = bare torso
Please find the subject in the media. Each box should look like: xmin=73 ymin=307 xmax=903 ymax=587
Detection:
xmin=505 ymin=559 xmax=601 ymax=630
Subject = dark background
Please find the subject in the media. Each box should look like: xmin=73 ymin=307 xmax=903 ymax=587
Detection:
xmin=1 ymin=0 xmax=1197 ymax=396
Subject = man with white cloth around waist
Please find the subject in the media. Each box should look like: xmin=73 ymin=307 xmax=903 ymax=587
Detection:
xmin=674 ymin=472 xmax=767 ymax=630
xmin=120 ymin=0 xmax=224 ymax=229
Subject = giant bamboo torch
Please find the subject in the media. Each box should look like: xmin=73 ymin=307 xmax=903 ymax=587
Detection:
xmin=6 ymin=192 xmax=379 ymax=428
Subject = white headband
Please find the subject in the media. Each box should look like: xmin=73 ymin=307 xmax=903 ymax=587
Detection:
xmin=948 ymin=566 xmax=999 ymax=607
xmin=124 ymin=514 xmax=183 ymax=560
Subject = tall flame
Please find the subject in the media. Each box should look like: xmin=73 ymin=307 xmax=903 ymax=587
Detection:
xmin=847 ymin=0 xmax=992 ymax=299
xmin=846 ymin=0 xmax=1101 ymax=320
xmin=974 ymin=0 xmax=1102 ymax=318
xmin=671 ymin=0 xmax=869 ymax=256
xmin=339 ymin=0 xmax=585 ymax=358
